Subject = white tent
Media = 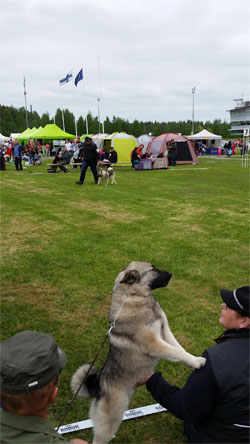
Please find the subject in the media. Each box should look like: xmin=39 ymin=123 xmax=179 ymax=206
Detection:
xmin=10 ymin=133 xmax=21 ymax=140
xmin=0 ymin=133 xmax=10 ymax=142
xmin=138 ymin=134 xmax=153 ymax=153
xmin=187 ymin=129 xmax=222 ymax=147
xmin=92 ymin=133 xmax=109 ymax=149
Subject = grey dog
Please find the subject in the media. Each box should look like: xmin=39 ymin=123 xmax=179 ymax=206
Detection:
xmin=97 ymin=167 xmax=116 ymax=185
xmin=71 ymin=261 xmax=206 ymax=444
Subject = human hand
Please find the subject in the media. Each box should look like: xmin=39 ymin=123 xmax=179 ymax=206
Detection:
xmin=135 ymin=373 xmax=153 ymax=387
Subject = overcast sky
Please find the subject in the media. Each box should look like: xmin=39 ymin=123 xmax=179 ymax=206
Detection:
xmin=1 ymin=0 xmax=250 ymax=125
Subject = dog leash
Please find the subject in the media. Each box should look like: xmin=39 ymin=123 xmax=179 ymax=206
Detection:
xmin=56 ymin=295 xmax=128 ymax=431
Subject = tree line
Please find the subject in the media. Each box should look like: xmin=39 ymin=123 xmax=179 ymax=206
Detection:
xmin=0 ymin=104 xmax=231 ymax=139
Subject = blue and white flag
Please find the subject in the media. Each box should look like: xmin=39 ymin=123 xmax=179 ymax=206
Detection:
xmin=75 ymin=68 xmax=83 ymax=87
xmin=59 ymin=72 xmax=73 ymax=86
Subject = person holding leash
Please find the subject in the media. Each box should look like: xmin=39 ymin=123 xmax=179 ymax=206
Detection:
xmin=137 ymin=286 xmax=250 ymax=443
xmin=0 ymin=331 xmax=88 ymax=444
xmin=76 ymin=137 xmax=100 ymax=185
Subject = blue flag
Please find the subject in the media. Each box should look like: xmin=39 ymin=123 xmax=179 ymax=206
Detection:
xmin=59 ymin=72 xmax=73 ymax=86
xmin=75 ymin=68 xmax=83 ymax=87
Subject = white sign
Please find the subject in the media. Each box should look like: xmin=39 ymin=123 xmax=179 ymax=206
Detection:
xmin=243 ymin=128 xmax=250 ymax=137
xmin=57 ymin=403 xmax=167 ymax=435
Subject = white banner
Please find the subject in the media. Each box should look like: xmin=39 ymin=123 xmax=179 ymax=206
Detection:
xmin=57 ymin=403 xmax=167 ymax=435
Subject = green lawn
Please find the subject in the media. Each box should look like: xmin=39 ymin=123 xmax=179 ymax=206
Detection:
xmin=0 ymin=156 xmax=249 ymax=443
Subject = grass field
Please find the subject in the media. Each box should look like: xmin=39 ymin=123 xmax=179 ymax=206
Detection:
xmin=0 ymin=156 xmax=249 ymax=443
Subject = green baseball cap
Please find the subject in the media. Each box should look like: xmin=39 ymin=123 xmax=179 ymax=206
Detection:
xmin=0 ymin=331 xmax=66 ymax=395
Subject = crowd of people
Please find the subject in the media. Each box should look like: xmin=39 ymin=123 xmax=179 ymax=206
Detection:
xmin=0 ymin=285 xmax=249 ymax=443
xmin=194 ymin=139 xmax=247 ymax=157
xmin=0 ymin=138 xmax=46 ymax=171
xmin=0 ymin=136 xmax=119 ymax=176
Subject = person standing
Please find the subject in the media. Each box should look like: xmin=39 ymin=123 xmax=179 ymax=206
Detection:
xmin=0 ymin=143 xmax=6 ymax=170
xmin=169 ymin=139 xmax=177 ymax=166
xmin=0 ymin=330 xmax=88 ymax=444
xmin=137 ymin=286 xmax=250 ymax=443
xmin=76 ymin=137 xmax=99 ymax=185
xmin=13 ymin=139 xmax=23 ymax=171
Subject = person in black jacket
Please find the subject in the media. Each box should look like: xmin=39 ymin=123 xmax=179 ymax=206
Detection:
xmin=76 ymin=137 xmax=99 ymax=185
xmin=109 ymin=147 xmax=118 ymax=164
xmin=137 ymin=286 xmax=250 ymax=443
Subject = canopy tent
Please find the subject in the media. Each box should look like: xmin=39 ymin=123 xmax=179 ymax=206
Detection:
xmin=0 ymin=133 xmax=10 ymax=142
xmin=103 ymin=132 xmax=138 ymax=163
xmin=17 ymin=127 xmax=38 ymax=141
xmin=91 ymin=133 xmax=109 ymax=149
xmin=187 ymin=129 xmax=222 ymax=147
xmin=31 ymin=124 xmax=75 ymax=140
xmin=80 ymin=134 xmax=94 ymax=141
xmin=31 ymin=126 xmax=43 ymax=138
xmin=147 ymin=133 xmax=198 ymax=164
xmin=138 ymin=134 xmax=153 ymax=153
xmin=17 ymin=128 xmax=31 ymax=139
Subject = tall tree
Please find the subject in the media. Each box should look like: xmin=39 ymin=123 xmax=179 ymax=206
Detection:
xmin=77 ymin=116 xmax=85 ymax=136
xmin=40 ymin=112 xmax=51 ymax=127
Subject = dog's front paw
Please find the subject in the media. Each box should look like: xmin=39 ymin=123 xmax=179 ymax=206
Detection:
xmin=193 ymin=356 xmax=206 ymax=369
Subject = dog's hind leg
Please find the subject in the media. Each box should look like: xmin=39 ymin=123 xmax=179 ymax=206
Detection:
xmin=90 ymin=390 xmax=130 ymax=444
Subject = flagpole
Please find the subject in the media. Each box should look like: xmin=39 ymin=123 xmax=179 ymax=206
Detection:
xmin=23 ymin=76 xmax=29 ymax=128
xmin=97 ymin=57 xmax=102 ymax=133
xmin=62 ymin=110 xmax=65 ymax=131
xmin=86 ymin=115 xmax=88 ymax=134
xmin=75 ymin=117 xmax=77 ymax=137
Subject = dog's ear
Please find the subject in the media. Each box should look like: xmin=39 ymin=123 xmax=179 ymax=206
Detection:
xmin=120 ymin=270 xmax=140 ymax=284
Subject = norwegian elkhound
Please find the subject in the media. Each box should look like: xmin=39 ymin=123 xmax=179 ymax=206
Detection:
xmin=97 ymin=167 xmax=116 ymax=185
xmin=71 ymin=261 xmax=206 ymax=444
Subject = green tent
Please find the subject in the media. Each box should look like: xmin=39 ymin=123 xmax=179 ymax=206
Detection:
xmin=31 ymin=126 xmax=43 ymax=138
xmin=32 ymin=124 xmax=75 ymax=140
xmin=17 ymin=127 xmax=39 ymax=142
xmin=17 ymin=128 xmax=32 ymax=139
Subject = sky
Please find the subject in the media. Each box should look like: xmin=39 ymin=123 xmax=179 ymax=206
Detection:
xmin=1 ymin=0 xmax=250 ymax=125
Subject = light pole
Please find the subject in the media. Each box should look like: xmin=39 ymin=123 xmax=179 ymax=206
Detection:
xmin=191 ymin=87 xmax=196 ymax=135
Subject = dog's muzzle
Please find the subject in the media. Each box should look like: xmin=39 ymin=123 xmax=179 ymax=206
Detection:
xmin=150 ymin=271 xmax=172 ymax=290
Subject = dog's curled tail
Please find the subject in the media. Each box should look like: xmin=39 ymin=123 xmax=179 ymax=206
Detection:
xmin=71 ymin=364 xmax=100 ymax=398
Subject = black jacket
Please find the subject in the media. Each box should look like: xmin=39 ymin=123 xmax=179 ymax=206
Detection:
xmin=79 ymin=141 xmax=99 ymax=163
xmin=146 ymin=329 xmax=250 ymax=443
xmin=60 ymin=150 xmax=72 ymax=163
xmin=109 ymin=150 xmax=117 ymax=163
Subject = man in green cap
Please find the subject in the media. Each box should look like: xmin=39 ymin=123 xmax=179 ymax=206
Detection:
xmin=0 ymin=330 xmax=88 ymax=444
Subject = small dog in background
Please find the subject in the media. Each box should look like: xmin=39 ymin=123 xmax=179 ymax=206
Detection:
xmin=97 ymin=167 xmax=116 ymax=185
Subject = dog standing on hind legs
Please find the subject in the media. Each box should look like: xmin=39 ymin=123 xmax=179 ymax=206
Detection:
xmin=71 ymin=261 xmax=206 ymax=444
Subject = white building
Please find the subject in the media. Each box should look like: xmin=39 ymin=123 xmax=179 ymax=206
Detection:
xmin=227 ymin=99 xmax=250 ymax=136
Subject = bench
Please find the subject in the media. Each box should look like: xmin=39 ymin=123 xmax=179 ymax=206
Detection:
xmin=98 ymin=162 xmax=132 ymax=168
xmin=47 ymin=163 xmax=82 ymax=169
